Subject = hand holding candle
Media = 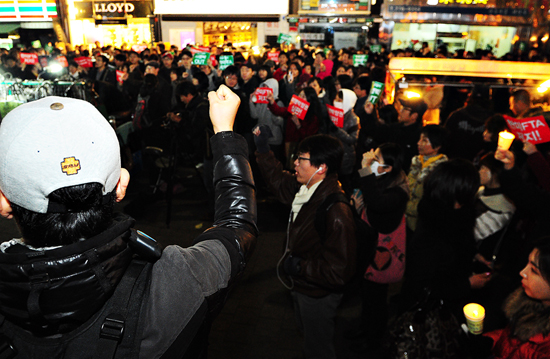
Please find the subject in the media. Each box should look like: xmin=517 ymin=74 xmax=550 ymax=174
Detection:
xmin=463 ymin=303 xmax=485 ymax=335
xmin=498 ymin=131 xmax=515 ymax=151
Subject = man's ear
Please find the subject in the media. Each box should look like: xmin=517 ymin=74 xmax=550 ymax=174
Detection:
xmin=115 ymin=168 xmax=130 ymax=202
xmin=318 ymin=164 xmax=328 ymax=175
xmin=410 ymin=112 xmax=419 ymax=122
xmin=0 ymin=190 xmax=13 ymax=219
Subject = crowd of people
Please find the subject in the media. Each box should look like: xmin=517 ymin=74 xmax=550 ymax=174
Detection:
xmin=0 ymin=38 xmax=550 ymax=359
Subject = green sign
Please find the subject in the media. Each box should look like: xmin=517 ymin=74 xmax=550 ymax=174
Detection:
xmin=353 ymin=54 xmax=368 ymax=67
xmin=219 ymin=55 xmax=234 ymax=70
xmin=191 ymin=52 xmax=210 ymax=66
xmin=371 ymin=45 xmax=382 ymax=54
xmin=277 ymin=33 xmax=293 ymax=44
xmin=368 ymin=81 xmax=384 ymax=105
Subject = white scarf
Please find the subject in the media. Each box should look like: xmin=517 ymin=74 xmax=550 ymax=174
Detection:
xmin=291 ymin=180 xmax=323 ymax=221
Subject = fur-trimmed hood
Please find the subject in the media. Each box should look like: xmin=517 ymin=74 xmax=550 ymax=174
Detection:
xmin=505 ymin=287 xmax=550 ymax=342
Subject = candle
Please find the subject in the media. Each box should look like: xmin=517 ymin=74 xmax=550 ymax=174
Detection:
xmin=463 ymin=303 xmax=485 ymax=335
xmin=498 ymin=131 xmax=515 ymax=151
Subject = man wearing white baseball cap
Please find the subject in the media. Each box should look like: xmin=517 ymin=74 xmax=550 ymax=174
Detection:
xmin=0 ymin=85 xmax=257 ymax=358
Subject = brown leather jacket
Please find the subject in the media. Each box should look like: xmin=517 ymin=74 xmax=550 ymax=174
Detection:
xmin=256 ymin=150 xmax=356 ymax=297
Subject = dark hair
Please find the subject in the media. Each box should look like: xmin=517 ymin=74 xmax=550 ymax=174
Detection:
xmin=222 ymin=65 xmax=240 ymax=78
xmin=423 ymin=159 xmax=480 ymax=209
xmin=97 ymin=55 xmax=108 ymax=64
xmin=258 ymin=64 xmax=272 ymax=79
xmin=297 ymin=134 xmax=344 ymax=175
xmin=145 ymin=61 xmax=160 ymax=69
xmin=512 ymin=89 xmax=530 ymax=106
xmin=378 ymin=104 xmax=399 ymax=124
xmin=300 ymin=87 xmax=322 ymax=121
xmin=322 ymin=76 xmax=337 ymax=104
xmin=176 ymin=81 xmax=198 ymax=97
xmin=128 ymin=50 xmax=139 ymax=57
xmin=148 ymin=54 xmax=159 ymax=62
xmin=485 ymin=115 xmax=509 ymax=142
xmin=336 ymin=74 xmax=353 ymax=90
xmin=535 ymin=238 xmax=550 ymax=283
xmin=180 ymin=50 xmax=192 ymax=58
xmin=10 ymin=183 xmax=115 ymax=247
xmin=192 ymin=72 xmax=209 ymax=94
xmin=420 ymin=125 xmax=448 ymax=153
xmin=114 ymin=54 xmax=126 ymax=62
xmin=315 ymin=51 xmax=326 ymax=59
xmin=353 ymin=76 xmax=372 ymax=92
xmin=378 ymin=143 xmax=403 ymax=177
xmin=307 ymin=76 xmax=323 ymax=89
xmin=289 ymin=62 xmax=302 ymax=75
xmin=479 ymin=152 xmax=504 ymax=179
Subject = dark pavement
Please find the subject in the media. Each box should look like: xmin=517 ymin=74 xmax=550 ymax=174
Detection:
xmin=0 ymin=164 xmax=384 ymax=359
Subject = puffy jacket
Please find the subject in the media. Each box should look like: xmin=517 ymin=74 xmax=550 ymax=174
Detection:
xmin=256 ymin=150 xmax=356 ymax=297
xmin=0 ymin=131 xmax=258 ymax=358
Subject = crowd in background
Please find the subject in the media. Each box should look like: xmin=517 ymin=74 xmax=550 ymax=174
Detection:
xmin=1 ymin=39 xmax=550 ymax=358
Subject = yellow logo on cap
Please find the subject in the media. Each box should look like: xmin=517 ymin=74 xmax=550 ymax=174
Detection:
xmin=61 ymin=157 xmax=81 ymax=175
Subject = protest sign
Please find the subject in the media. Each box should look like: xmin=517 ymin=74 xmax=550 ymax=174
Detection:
xmin=20 ymin=53 xmax=38 ymax=65
xmin=253 ymin=87 xmax=273 ymax=104
xmin=368 ymin=81 xmax=385 ymax=105
xmin=353 ymin=54 xmax=368 ymax=67
xmin=288 ymin=95 xmax=310 ymax=120
xmin=219 ymin=55 xmax=234 ymax=70
xmin=210 ymin=54 xmax=218 ymax=68
xmin=116 ymin=70 xmax=125 ymax=84
xmin=371 ymin=45 xmax=382 ymax=53
xmin=267 ymin=51 xmax=280 ymax=64
xmin=503 ymin=115 xmax=550 ymax=144
xmin=277 ymin=33 xmax=293 ymax=44
xmin=56 ymin=56 xmax=68 ymax=68
xmin=197 ymin=46 xmax=210 ymax=52
xmin=327 ymin=104 xmax=344 ymax=128
xmin=192 ymin=52 xmax=210 ymax=66
xmin=74 ymin=56 xmax=93 ymax=68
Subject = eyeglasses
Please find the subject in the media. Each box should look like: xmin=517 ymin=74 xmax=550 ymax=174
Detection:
xmin=295 ymin=156 xmax=311 ymax=162
xmin=401 ymin=107 xmax=412 ymax=113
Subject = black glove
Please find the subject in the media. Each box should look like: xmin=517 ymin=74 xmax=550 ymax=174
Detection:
xmin=253 ymin=125 xmax=273 ymax=154
xmin=283 ymin=255 xmax=302 ymax=276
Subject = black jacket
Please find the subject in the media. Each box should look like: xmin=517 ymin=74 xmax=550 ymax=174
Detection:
xmin=0 ymin=131 xmax=257 ymax=358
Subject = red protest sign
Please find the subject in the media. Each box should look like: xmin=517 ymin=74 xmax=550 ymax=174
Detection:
xmin=57 ymin=56 xmax=68 ymax=67
xmin=116 ymin=70 xmax=125 ymax=84
xmin=253 ymin=87 xmax=273 ymax=104
xmin=288 ymin=95 xmax=310 ymax=120
xmin=189 ymin=47 xmax=201 ymax=55
xmin=503 ymin=115 xmax=550 ymax=144
xmin=198 ymin=46 xmax=210 ymax=52
xmin=20 ymin=53 xmax=38 ymax=65
xmin=327 ymin=104 xmax=344 ymax=128
xmin=267 ymin=51 xmax=280 ymax=64
xmin=74 ymin=56 xmax=93 ymax=68
xmin=209 ymin=54 xmax=218 ymax=68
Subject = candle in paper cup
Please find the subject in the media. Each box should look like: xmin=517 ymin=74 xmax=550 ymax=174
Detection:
xmin=463 ymin=303 xmax=485 ymax=335
xmin=498 ymin=131 xmax=515 ymax=151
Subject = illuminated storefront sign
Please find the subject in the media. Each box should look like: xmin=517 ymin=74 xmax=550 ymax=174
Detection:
xmin=0 ymin=0 xmax=57 ymax=21
xmin=73 ymin=1 xmax=153 ymax=19
xmin=154 ymin=0 xmax=288 ymax=15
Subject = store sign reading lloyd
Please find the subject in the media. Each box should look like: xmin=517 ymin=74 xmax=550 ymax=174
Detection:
xmin=94 ymin=2 xmax=135 ymax=13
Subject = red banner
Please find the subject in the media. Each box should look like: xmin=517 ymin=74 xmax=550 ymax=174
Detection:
xmin=20 ymin=53 xmax=38 ymax=65
xmin=253 ymin=87 xmax=273 ymax=104
xmin=288 ymin=95 xmax=310 ymax=120
xmin=57 ymin=56 xmax=68 ymax=68
xmin=327 ymin=104 xmax=344 ymax=128
xmin=74 ymin=56 xmax=93 ymax=68
xmin=267 ymin=51 xmax=280 ymax=64
xmin=504 ymin=115 xmax=550 ymax=144
xmin=209 ymin=54 xmax=218 ymax=68
xmin=116 ymin=70 xmax=125 ymax=84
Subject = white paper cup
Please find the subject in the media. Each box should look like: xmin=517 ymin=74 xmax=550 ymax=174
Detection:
xmin=498 ymin=131 xmax=515 ymax=151
xmin=463 ymin=303 xmax=485 ymax=335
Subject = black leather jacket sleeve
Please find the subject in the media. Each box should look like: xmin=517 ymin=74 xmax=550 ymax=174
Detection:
xmin=193 ymin=131 xmax=258 ymax=278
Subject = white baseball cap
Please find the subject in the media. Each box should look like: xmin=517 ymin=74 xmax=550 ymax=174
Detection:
xmin=0 ymin=96 xmax=121 ymax=213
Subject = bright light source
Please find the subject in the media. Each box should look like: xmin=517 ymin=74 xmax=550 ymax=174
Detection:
xmin=404 ymin=91 xmax=421 ymax=99
xmin=538 ymin=79 xmax=550 ymax=93
xmin=427 ymin=0 xmax=438 ymax=4
xmin=530 ymin=35 xmax=538 ymax=42
xmin=252 ymin=46 xmax=260 ymax=55
xmin=49 ymin=64 xmax=63 ymax=73
xmin=542 ymin=34 xmax=549 ymax=42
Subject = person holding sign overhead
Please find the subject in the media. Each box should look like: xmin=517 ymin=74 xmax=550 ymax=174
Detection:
xmin=266 ymin=87 xmax=321 ymax=169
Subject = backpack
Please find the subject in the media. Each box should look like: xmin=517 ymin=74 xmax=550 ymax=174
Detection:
xmin=315 ymin=192 xmax=378 ymax=278
xmin=132 ymin=94 xmax=152 ymax=130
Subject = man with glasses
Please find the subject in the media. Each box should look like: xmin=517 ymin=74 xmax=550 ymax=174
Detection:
xmin=254 ymin=132 xmax=356 ymax=359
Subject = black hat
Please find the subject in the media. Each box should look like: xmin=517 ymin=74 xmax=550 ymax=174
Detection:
xmin=241 ymin=61 xmax=257 ymax=72
xmin=399 ymin=97 xmax=428 ymax=116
